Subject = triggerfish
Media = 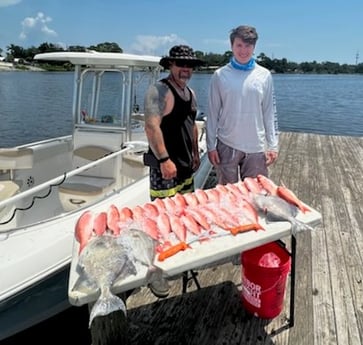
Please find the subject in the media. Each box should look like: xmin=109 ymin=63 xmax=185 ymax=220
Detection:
xmin=74 ymin=229 xmax=160 ymax=327
xmin=252 ymin=194 xmax=314 ymax=235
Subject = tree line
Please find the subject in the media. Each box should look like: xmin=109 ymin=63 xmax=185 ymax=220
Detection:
xmin=2 ymin=41 xmax=363 ymax=74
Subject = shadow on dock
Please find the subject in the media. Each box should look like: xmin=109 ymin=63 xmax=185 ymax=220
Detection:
xmin=126 ymin=281 xmax=280 ymax=345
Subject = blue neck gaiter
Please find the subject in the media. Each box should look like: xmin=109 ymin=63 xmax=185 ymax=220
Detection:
xmin=230 ymin=56 xmax=255 ymax=71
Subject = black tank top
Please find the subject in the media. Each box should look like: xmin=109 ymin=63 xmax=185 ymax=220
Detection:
xmin=149 ymin=78 xmax=196 ymax=177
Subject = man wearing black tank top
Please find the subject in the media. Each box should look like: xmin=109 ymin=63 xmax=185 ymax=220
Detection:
xmin=144 ymin=45 xmax=204 ymax=200
xmin=143 ymin=45 xmax=204 ymax=298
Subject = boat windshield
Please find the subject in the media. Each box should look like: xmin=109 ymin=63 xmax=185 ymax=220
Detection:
xmin=76 ymin=68 xmax=158 ymax=132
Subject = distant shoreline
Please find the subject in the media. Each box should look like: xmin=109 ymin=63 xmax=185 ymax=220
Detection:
xmin=0 ymin=62 xmax=44 ymax=72
xmin=0 ymin=62 xmax=15 ymax=71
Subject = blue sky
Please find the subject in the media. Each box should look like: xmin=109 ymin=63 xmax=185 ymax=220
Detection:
xmin=0 ymin=0 xmax=362 ymax=64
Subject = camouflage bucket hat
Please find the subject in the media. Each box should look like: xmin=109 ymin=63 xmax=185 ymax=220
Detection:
xmin=159 ymin=45 xmax=204 ymax=69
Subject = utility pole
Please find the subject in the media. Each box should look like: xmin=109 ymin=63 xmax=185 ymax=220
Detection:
xmin=356 ymin=51 xmax=359 ymax=65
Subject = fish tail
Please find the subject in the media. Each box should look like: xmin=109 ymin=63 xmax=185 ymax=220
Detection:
xmin=89 ymin=290 xmax=127 ymax=327
xmin=291 ymin=219 xmax=314 ymax=236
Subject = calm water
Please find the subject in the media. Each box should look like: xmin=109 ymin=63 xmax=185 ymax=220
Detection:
xmin=190 ymin=73 xmax=363 ymax=137
xmin=0 ymin=72 xmax=362 ymax=148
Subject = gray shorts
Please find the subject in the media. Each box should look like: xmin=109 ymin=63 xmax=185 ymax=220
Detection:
xmin=215 ymin=140 xmax=268 ymax=184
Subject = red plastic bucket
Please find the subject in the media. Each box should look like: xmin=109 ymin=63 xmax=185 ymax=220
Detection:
xmin=241 ymin=241 xmax=291 ymax=319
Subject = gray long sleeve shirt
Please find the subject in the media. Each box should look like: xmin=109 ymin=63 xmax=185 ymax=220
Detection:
xmin=206 ymin=62 xmax=279 ymax=153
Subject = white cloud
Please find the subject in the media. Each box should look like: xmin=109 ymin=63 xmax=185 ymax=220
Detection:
xmin=129 ymin=34 xmax=187 ymax=56
xmin=19 ymin=12 xmax=57 ymax=41
xmin=0 ymin=0 xmax=21 ymax=7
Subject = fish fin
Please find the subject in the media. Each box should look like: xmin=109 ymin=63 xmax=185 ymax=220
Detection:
xmin=265 ymin=213 xmax=285 ymax=222
xmin=124 ymin=260 xmax=138 ymax=276
xmin=265 ymin=203 xmax=298 ymax=222
xmin=114 ymin=260 xmax=138 ymax=284
xmin=291 ymin=219 xmax=315 ymax=236
xmin=89 ymin=289 xmax=127 ymax=327
xmin=72 ymin=274 xmax=98 ymax=293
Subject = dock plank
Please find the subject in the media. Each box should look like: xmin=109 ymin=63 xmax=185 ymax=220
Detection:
xmin=319 ymin=135 xmax=363 ymax=344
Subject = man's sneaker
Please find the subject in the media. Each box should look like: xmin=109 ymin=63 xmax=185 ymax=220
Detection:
xmin=149 ymin=277 xmax=170 ymax=298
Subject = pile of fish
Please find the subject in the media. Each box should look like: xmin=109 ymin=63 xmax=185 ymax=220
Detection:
xmin=75 ymin=174 xmax=312 ymax=258
xmin=73 ymin=174 xmax=314 ymax=325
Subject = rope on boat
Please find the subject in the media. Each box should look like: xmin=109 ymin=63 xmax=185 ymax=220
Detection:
xmin=0 ymin=173 xmax=68 ymax=225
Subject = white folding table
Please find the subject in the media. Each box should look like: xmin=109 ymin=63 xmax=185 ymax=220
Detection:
xmin=69 ymin=205 xmax=321 ymax=329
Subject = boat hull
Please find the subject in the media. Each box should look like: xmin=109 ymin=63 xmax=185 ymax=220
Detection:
xmin=0 ymin=266 xmax=71 ymax=341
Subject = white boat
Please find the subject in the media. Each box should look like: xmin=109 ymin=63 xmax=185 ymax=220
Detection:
xmin=0 ymin=51 xmax=212 ymax=341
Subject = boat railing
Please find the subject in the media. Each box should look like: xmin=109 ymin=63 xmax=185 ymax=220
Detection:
xmin=0 ymin=137 xmax=73 ymax=172
xmin=74 ymin=123 xmax=127 ymax=133
xmin=16 ymin=135 xmax=72 ymax=149
xmin=0 ymin=147 xmax=34 ymax=170
xmin=0 ymin=141 xmax=148 ymax=210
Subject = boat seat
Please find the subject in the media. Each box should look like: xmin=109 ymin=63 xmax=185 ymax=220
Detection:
xmin=58 ymin=145 xmax=116 ymax=211
xmin=58 ymin=175 xmax=115 ymax=211
xmin=0 ymin=148 xmax=33 ymax=169
xmin=73 ymin=145 xmax=112 ymax=161
xmin=0 ymin=181 xmax=20 ymax=201
xmin=0 ymin=181 xmax=20 ymax=219
xmin=122 ymin=153 xmax=148 ymax=179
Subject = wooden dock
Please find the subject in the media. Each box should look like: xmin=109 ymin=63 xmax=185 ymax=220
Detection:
xmin=3 ymin=132 xmax=362 ymax=345
xmin=120 ymin=132 xmax=362 ymax=345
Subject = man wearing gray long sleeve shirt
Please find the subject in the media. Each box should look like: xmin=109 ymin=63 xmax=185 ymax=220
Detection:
xmin=206 ymin=25 xmax=279 ymax=184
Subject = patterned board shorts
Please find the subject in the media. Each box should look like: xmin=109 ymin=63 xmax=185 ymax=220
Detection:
xmin=149 ymin=167 xmax=194 ymax=200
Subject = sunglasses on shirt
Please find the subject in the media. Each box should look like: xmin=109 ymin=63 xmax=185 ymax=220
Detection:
xmin=173 ymin=60 xmax=195 ymax=68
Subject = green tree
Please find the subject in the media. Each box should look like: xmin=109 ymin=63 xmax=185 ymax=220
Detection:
xmin=257 ymin=53 xmax=273 ymax=70
xmin=3 ymin=40 xmax=362 ymax=74
xmin=68 ymin=45 xmax=86 ymax=52
xmin=6 ymin=44 xmax=26 ymax=60
xmin=87 ymin=42 xmax=122 ymax=53
xmin=355 ymin=63 xmax=363 ymax=73
xmin=300 ymin=62 xmax=314 ymax=73
xmin=38 ymin=42 xmax=63 ymax=53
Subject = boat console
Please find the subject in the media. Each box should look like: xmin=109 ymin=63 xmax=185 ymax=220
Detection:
xmin=48 ymin=53 xmax=161 ymax=211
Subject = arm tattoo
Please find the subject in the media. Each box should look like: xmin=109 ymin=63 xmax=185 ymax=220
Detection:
xmin=144 ymin=83 xmax=168 ymax=119
xmin=144 ymin=82 xmax=170 ymax=158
